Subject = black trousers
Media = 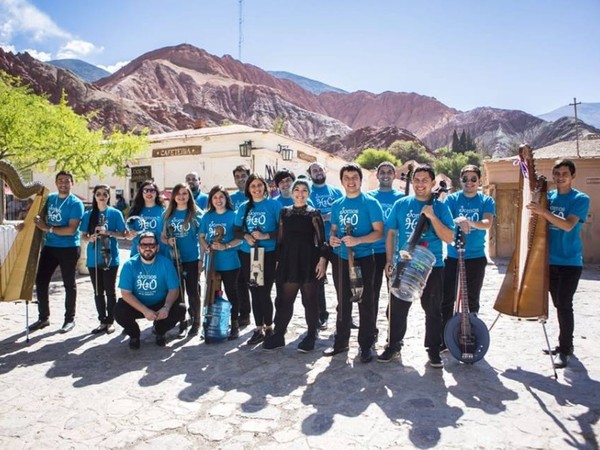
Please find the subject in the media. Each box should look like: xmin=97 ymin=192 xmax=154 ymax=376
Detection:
xmin=550 ymin=264 xmax=582 ymax=354
xmin=239 ymin=251 xmax=276 ymax=327
xmin=89 ymin=266 xmax=118 ymax=324
xmin=35 ymin=246 xmax=80 ymax=322
xmin=114 ymin=298 xmax=186 ymax=339
xmin=331 ymin=254 xmax=376 ymax=350
xmin=442 ymin=256 xmax=487 ymax=329
xmin=274 ymin=281 xmax=320 ymax=337
xmin=236 ymin=251 xmax=252 ymax=319
xmin=218 ymin=268 xmax=240 ymax=323
xmin=174 ymin=260 xmax=201 ymax=325
xmin=387 ymin=267 xmax=444 ymax=352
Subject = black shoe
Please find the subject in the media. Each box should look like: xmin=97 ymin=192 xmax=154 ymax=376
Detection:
xmin=351 ymin=321 xmax=359 ymax=329
xmin=28 ymin=319 xmax=50 ymax=332
xmin=177 ymin=319 xmax=188 ymax=338
xmin=239 ymin=315 xmax=251 ymax=328
xmin=377 ymin=346 xmax=401 ymax=363
xmin=91 ymin=323 xmax=108 ymax=334
xmin=554 ymin=353 xmax=569 ymax=369
xmin=228 ymin=321 xmax=240 ymax=340
xmin=155 ymin=334 xmax=166 ymax=347
xmin=262 ymin=333 xmax=285 ymax=351
xmin=440 ymin=343 xmax=448 ymax=353
xmin=543 ymin=345 xmax=573 ymax=356
xmin=360 ymin=347 xmax=374 ymax=363
xmin=428 ymin=350 xmax=443 ymax=368
xmin=264 ymin=327 xmax=274 ymax=339
xmin=297 ymin=335 xmax=316 ymax=353
xmin=247 ymin=330 xmax=265 ymax=346
xmin=106 ymin=324 xmax=115 ymax=334
xmin=323 ymin=345 xmax=349 ymax=357
xmin=188 ymin=323 xmax=200 ymax=337
xmin=318 ymin=317 xmax=329 ymax=330
xmin=129 ymin=337 xmax=141 ymax=350
xmin=60 ymin=321 xmax=75 ymax=333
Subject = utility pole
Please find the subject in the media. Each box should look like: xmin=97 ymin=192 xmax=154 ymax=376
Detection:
xmin=569 ymin=97 xmax=581 ymax=158
xmin=238 ymin=0 xmax=243 ymax=62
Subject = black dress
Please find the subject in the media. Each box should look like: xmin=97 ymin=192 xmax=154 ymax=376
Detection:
xmin=276 ymin=205 xmax=329 ymax=283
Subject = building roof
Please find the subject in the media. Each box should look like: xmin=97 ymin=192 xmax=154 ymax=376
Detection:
xmin=149 ymin=124 xmax=266 ymax=142
xmin=488 ymin=137 xmax=600 ymax=163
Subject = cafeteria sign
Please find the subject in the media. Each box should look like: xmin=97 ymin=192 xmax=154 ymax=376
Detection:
xmin=152 ymin=146 xmax=202 ymax=158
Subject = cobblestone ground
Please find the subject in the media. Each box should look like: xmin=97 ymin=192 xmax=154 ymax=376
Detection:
xmin=1 ymin=250 xmax=599 ymax=449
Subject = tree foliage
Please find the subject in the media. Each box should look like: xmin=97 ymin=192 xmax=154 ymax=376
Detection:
xmin=451 ymin=128 xmax=476 ymax=154
xmin=0 ymin=72 xmax=147 ymax=179
xmin=355 ymin=148 xmax=397 ymax=170
xmin=388 ymin=140 xmax=434 ymax=166
xmin=434 ymin=150 xmax=482 ymax=191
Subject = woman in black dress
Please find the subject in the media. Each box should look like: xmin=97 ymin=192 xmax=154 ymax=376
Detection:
xmin=263 ymin=178 xmax=329 ymax=352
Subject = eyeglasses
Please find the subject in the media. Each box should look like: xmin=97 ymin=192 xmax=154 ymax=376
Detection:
xmin=95 ymin=192 xmax=109 ymax=198
xmin=139 ymin=243 xmax=157 ymax=248
xmin=461 ymin=176 xmax=478 ymax=183
xmin=142 ymin=188 xmax=157 ymax=194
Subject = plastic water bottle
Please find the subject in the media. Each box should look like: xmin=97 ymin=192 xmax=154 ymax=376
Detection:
xmin=207 ymin=292 xmax=232 ymax=341
xmin=391 ymin=244 xmax=436 ymax=302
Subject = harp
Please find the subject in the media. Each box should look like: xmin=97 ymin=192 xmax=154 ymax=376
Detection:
xmin=0 ymin=160 xmax=48 ymax=301
xmin=493 ymin=144 xmax=549 ymax=318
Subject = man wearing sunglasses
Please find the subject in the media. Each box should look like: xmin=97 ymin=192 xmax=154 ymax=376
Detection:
xmin=114 ymin=232 xmax=186 ymax=349
xmin=441 ymin=165 xmax=495 ymax=347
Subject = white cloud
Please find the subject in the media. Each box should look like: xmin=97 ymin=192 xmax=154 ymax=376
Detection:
xmin=98 ymin=60 xmax=130 ymax=73
xmin=1 ymin=43 xmax=16 ymax=53
xmin=23 ymin=47 xmax=52 ymax=61
xmin=56 ymin=39 xmax=103 ymax=59
xmin=0 ymin=0 xmax=71 ymax=42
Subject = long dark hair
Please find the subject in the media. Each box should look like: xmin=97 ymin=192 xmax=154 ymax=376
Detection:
xmin=129 ymin=180 xmax=164 ymax=217
xmin=163 ymin=183 xmax=200 ymax=231
xmin=242 ymin=173 xmax=268 ymax=231
xmin=207 ymin=185 xmax=234 ymax=213
xmin=87 ymin=184 xmax=111 ymax=235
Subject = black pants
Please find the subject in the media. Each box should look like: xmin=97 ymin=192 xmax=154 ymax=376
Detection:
xmin=35 ymin=246 xmax=80 ymax=322
xmin=89 ymin=266 xmax=118 ymax=324
xmin=218 ymin=268 xmax=240 ymax=323
xmin=274 ymin=281 xmax=320 ymax=337
xmin=236 ymin=251 xmax=252 ymax=319
xmin=239 ymin=251 xmax=276 ymax=327
xmin=331 ymin=254 xmax=376 ymax=350
xmin=175 ymin=260 xmax=201 ymax=325
xmin=114 ymin=298 xmax=186 ymax=339
xmin=442 ymin=256 xmax=487 ymax=329
xmin=550 ymin=264 xmax=582 ymax=354
xmin=387 ymin=267 xmax=444 ymax=351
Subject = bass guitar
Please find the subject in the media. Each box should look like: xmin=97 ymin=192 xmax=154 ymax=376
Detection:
xmin=203 ymin=226 xmax=224 ymax=343
xmin=444 ymin=228 xmax=490 ymax=363
xmin=96 ymin=214 xmax=112 ymax=270
xmin=345 ymin=223 xmax=363 ymax=303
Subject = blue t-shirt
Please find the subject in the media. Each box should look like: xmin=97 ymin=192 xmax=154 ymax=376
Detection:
xmin=118 ymin=254 xmax=180 ymax=306
xmin=367 ymin=189 xmax=405 ymax=255
xmin=194 ymin=192 xmax=209 ymax=211
xmin=547 ymin=188 xmax=590 ymax=266
xmin=81 ymin=207 xmax=126 ymax=268
xmin=310 ymin=184 xmax=343 ymax=239
xmin=164 ymin=209 xmax=202 ymax=263
xmin=445 ymin=191 xmax=496 ymax=259
xmin=331 ymin=193 xmax=384 ymax=259
xmin=231 ymin=191 xmax=247 ymax=211
xmin=128 ymin=205 xmax=168 ymax=257
xmin=234 ymin=198 xmax=282 ymax=253
xmin=387 ymin=196 xmax=455 ymax=267
xmin=44 ymin=193 xmax=84 ymax=247
xmin=200 ymin=210 xmax=241 ymax=271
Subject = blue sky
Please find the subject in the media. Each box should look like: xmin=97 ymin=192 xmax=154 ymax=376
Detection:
xmin=1 ymin=0 xmax=598 ymax=115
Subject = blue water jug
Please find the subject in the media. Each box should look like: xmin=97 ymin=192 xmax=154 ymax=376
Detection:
xmin=206 ymin=292 xmax=231 ymax=342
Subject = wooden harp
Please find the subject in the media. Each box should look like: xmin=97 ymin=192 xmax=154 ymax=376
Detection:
xmin=493 ymin=144 xmax=549 ymax=319
xmin=0 ymin=160 xmax=48 ymax=301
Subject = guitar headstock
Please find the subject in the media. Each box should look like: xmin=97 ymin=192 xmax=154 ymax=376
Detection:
xmin=454 ymin=226 xmax=466 ymax=249
xmin=518 ymin=143 xmax=538 ymax=191
xmin=345 ymin=223 xmax=352 ymax=237
xmin=400 ymin=162 xmax=415 ymax=196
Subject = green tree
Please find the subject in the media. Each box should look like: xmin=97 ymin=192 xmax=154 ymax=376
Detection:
xmin=355 ymin=148 xmax=397 ymax=170
xmin=451 ymin=130 xmax=460 ymax=153
xmin=388 ymin=140 xmax=434 ymax=166
xmin=434 ymin=150 xmax=481 ymax=190
xmin=272 ymin=116 xmax=285 ymax=134
xmin=0 ymin=72 xmax=147 ymax=179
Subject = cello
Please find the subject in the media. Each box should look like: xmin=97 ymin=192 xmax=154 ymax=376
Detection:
xmin=443 ymin=228 xmax=490 ymax=363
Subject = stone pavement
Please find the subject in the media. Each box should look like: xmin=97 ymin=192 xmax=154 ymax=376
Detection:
xmin=0 ymin=252 xmax=599 ymax=449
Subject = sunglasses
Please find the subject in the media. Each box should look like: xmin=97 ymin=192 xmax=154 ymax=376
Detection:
xmin=139 ymin=243 xmax=157 ymax=248
xmin=143 ymin=188 xmax=157 ymax=194
xmin=95 ymin=192 xmax=109 ymax=198
xmin=461 ymin=176 xmax=478 ymax=183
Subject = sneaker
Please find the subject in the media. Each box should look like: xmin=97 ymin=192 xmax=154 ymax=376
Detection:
xmin=60 ymin=321 xmax=75 ymax=333
xmin=155 ymin=334 xmax=166 ymax=347
xmin=440 ymin=343 xmax=448 ymax=353
xmin=553 ymin=353 xmax=569 ymax=369
xmin=262 ymin=333 xmax=285 ymax=351
xmin=129 ymin=336 xmax=141 ymax=350
xmin=428 ymin=350 xmax=443 ymax=368
xmin=106 ymin=324 xmax=116 ymax=334
xmin=318 ymin=317 xmax=329 ymax=330
xmin=360 ymin=347 xmax=374 ymax=363
xmin=28 ymin=319 xmax=50 ymax=332
xmin=377 ymin=347 xmax=401 ymax=363
xmin=188 ymin=323 xmax=200 ymax=337
xmin=543 ymin=345 xmax=573 ymax=356
xmin=177 ymin=319 xmax=188 ymax=338
xmin=323 ymin=345 xmax=349 ymax=357
xmin=297 ymin=335 xmax=316 ymax=353
xmin=247 ymin=330 xmax=265 ymax=345
xmin=239 ymin=315 xmax=251 ymax=328
xmin=91 ymin=323 xmax=108 ymax=334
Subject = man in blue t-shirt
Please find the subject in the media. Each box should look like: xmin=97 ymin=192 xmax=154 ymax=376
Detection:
xmin=186 ymin=171 xmax=208 ymax=210
xmin=28 ymin=171 xmax=84 ymax=334
xmin=324 ymin=163 xmax=384 ymax=363
xmin=115 ymin=232 xmax=186 ymax=349
xmin=527 ymin=159 xmax=590 ymax=368
xmin=442 ymin=165 xmax=495 ymax=342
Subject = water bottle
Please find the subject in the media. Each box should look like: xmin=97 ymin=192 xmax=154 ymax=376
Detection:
xmin=391 ymin=244 xmax=436 ymax=302
xmin=207 ymin=292 xmax=232 ymax=341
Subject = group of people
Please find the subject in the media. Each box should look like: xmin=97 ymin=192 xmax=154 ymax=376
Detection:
xmin=24 ymin=157 xmax=589 ymax=369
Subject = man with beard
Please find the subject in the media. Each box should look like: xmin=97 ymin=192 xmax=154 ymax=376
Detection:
xmin=308 ymin=162 xmax=343 ymax=330
xmin=186 ymin=171 xmax=209 ymax=210
xmin=115 ymin=232 xmax=186 ymax=349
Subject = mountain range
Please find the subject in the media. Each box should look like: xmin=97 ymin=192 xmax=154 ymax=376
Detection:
xmin=2 ymin=43 xmax=598 ymax=159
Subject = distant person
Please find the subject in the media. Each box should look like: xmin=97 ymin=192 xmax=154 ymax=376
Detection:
xmin=115 ymin=193 xmax=127 ymax=214
xmin=186 ymin=171 xmax=209 ymax=210
xmin=527 ymin=159 xmax=590 ymax=369
xmin=115 ymin=232 xmax=186 ymax=349
xmin=28 ymin=171 xmax=84 ymax=333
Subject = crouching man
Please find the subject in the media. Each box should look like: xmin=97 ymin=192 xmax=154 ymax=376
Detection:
xmin=115 ymin=232 xmax=186 ymax=349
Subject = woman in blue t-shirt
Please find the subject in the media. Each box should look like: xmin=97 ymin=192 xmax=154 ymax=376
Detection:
xmin=127 ymin=180 xmax=167 ymax=257
xmin=162 ymin=183 xmax=203 ymax=338
xmin=200 ymin=186 xmax=243 ymax=340
xmin=80 ymin=184 xmax=126 ymax=334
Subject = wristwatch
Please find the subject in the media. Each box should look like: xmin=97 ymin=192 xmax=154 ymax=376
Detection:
xmin=48 ymin=226 xmax=54 ymax=234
